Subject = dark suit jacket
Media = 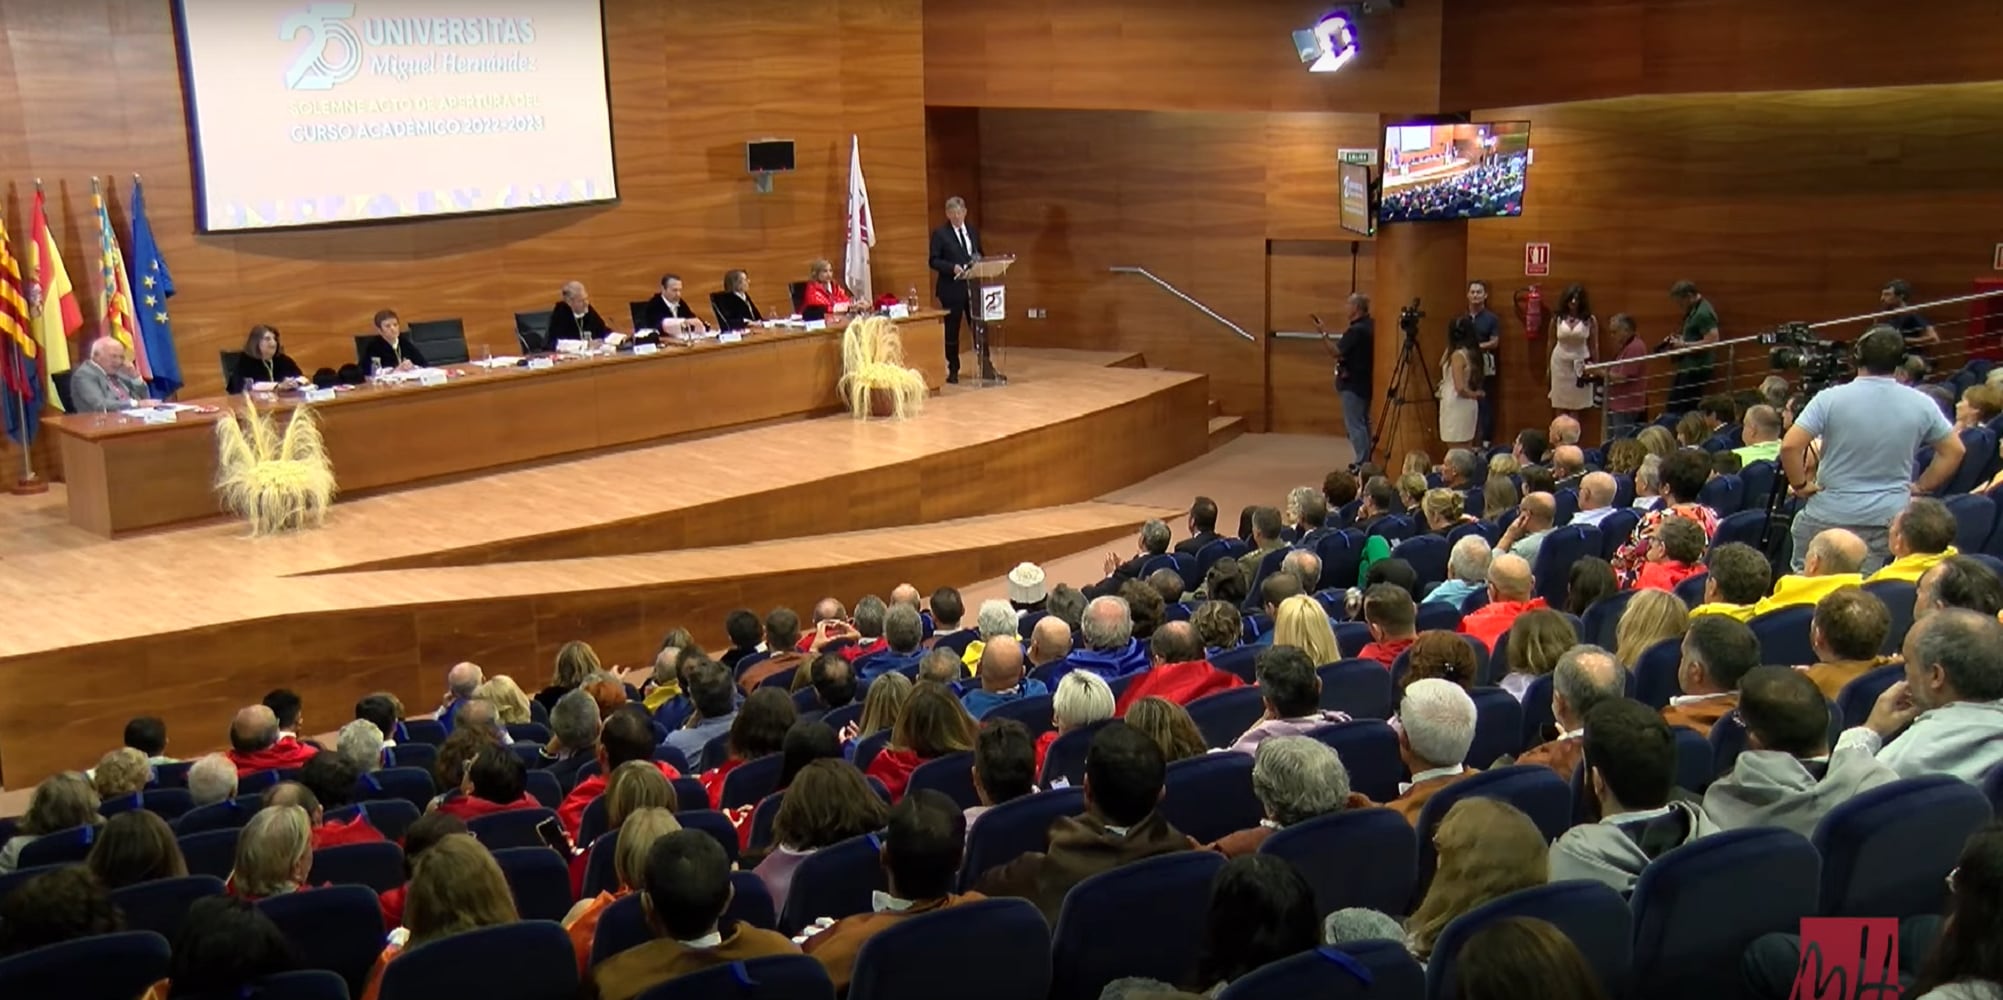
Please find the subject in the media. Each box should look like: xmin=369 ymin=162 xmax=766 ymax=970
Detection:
xmin=929 ymin=223 xmax=981 ymax=305
xmin=1174 ymin=531 xmax=1220 ymax=557
xmin=361 ymin=335 xmax=426 ymax=372
xmin=546 ymin=303 xmax=611 ymax=344
xmin=226 ymin=352 xmax=303 ymax=394
xmin=640 ymin=294 xmax=700 ymax=333
xmin=714 ymin=291 xmax=763 ymax=330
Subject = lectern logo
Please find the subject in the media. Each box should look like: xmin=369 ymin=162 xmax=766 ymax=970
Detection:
xmin=282 ymin=3 xmax=364 ymax=91
xmin=980 ymin=286 xmax=1006 ymax=322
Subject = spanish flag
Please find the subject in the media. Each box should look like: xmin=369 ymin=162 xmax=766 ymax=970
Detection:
xmin=26 ymin=188 xmax=77 ymax=412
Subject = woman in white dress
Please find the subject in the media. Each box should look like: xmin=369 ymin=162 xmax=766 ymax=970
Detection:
xmin=1440 ymin=332 xmax=1481 ymax=445
xmin=1548 ymin=284 xmax=1596 ymax=416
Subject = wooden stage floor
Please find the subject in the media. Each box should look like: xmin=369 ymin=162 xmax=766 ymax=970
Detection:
xmin=0 ymin=349 xmax=1197 ymax=785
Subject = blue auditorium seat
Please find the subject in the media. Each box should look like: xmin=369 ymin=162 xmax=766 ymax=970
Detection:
xmin=1303 ymin=721 xmax=1402 ymax=803
xmin=1218 ymin=941 xmax=1424 ymax=1000
xmin=1318 ymin=659 xmax=1394 ymax=719
xmin=1812 ymin=775 xmax=1993 ymax=919
xmin=1159 ymin=752 xmax=1261 ymax=844
xmin=849 ymin=898 xmax=1050 ymax=1000
xmin=960 ymin=787 xmax=1083 ymax=892
xmin=1050 ymin=852 xmax=1224 ymax=1000
xmin=1260 ymin=807 xmax=1417 ymax=917
xmin=378 ymin=920 xmax=576 ymax=1000
xmin=1426 ymin=880 xmax=1632 ymax=1000
xmin=1629 ymin=827 xmax=1822 ymax=1000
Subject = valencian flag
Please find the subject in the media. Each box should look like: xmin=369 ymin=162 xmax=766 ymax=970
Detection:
xmin=94 ymin=179 xmax=150 ymax=382
xmin=0 ymin=210 xmax=37 ymax=444
xmin=128 ymin=178 xmax=181 ymax=398
xmin=26 ymin=188 xmax=77 ymax=414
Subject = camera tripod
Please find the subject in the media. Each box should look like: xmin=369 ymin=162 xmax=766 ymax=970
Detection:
xmin=1370 ymin=308 xmax=1437 ymax=468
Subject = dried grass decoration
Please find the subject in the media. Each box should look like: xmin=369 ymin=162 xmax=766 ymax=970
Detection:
xmin=213 ymin=396 xmax=337 ymax=535
xmin=837 ymin=315 xmax=928 ymax=420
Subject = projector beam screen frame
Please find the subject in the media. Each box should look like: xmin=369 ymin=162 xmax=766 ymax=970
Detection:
xmin=170 ymin=0 xmax=620 ymax=234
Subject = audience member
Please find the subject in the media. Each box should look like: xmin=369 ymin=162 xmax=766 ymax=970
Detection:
xmin=1517 ymin=645 xmax=1626 ymax=779
xmin=1665 ymin=615 xmax=1759 ymax=736
xmin=563 ymin=808 xmax=681 ymax=972
xmin=231 ymin=804 xmax=313 ymax=901
xmin=605 ymin=761 xmax=678 ymax=831
xmin=846 ymin=673 xmax=911 ymax=745
xmin=1405 ymin=798 xmax=1548 ymax=960
xmin=1498 ymin=491 xmax=1557 ymax=564
xmin=373 ymin=812 xmax=466 ymax=929
xmin=364 ymin=834 xmax=520 ymax=1000
xmin=473 ymin=675 xmax=534 ymax=726
xmin=337 ymin=718 xmax=387 ymax=773
xmin=665 ymin=657 xmax=737 ymax=771
xmin=1124 ymin=697 xmax=1209 ymax=765
xmin=538 ymin=641 xmax=602 ymax=712
xmin=225 ymin=704 xmax=319 ymax=776
xmin=1008 ymin=563 xmax=1049 ymax=617
xmin=1870 ymin=497 xmax=1959 ymax=583
xmin=843 ymin=595 xmax=893 ymax=665
xmin=86 ymin=809 xmax=188 ymax=889
xmin=1734 ymin=404 xmax=1784 ymax=465
xmin=1453 ymin=917 xmax=1612 ymax=1000
xmin=1613 ymin=448 xmax=1719 ymax=585
xmin=1438 ymin=449 xmax=1479 ymax=492
xmin=1903 ymin=824 xmax=2003 ymax=1000
xmin=800 ymin=791 xmax=985 ymax=990
xmin=1803 ymin=586 xmax=1894 ymax=698
xmin=1115 ymin=621 xmax=1242 ymax=711
xmin=753 ymin=761 xmax=889 ymax=915
xmin=1690 ymin=542 xmax=1774 ymax=620
xmin=1236 ymin=507 xmax=1286 ymax=581
xmin=1614 ymin=588 xmax=1690 ymax=669
xmin=1633 ymin=515 xmax=1707 ymax=592
xmin=122 ymin=716 xmax=174 ymax=765
xmin=92 ymin=747 xmax=150 ymax=800
xmin=0 ymin=772 xmax=102 ymax=873
xmin=1252 ymin=573 xmax=1305 ymax=639
xmin=294 ymin=753 xmax=384 ymax=844
xmin=928 ymin=587 xmax=968 ymax=641
xmin=1382 ymin=678 xmax=1479 ymax=823
xmin=1566 ymin=557 xmax=1620 ymax=617
xmin=1703 ymin=666 xmax=1898 ymax=836
xmin=776 ymin=723 xmax=841 ymax=792
xmin=867 ymin=683 xmax=977 ymax=799
xmin=560 ymin=709 xmax=680 ymax=839
xmin=1023 ymin=615 xmax=1073 ymax=676
xmin=1198 ymin=556 xmax=1251 ymax=607
xmin=968 ymin=719 xmax=1038 ymax=831
xmin=1419 ymin=487 xmax=1477 ymax=537
xmin=1323 ymin=907 xmax=1406 ymax=948
xmin=437 ymin=662 xmax=484 ymax=733
xmin=1088 ymin=519 xmax=1173 ymax=598
xmin=260 ymin=689 xmax=305 ymax=742
xmin=1552 ymin=700 xmax=1717 ymax=893
xmin=737 ymin=608 xmax=807 ymax=693
xmin=719 ymin=610 xmax=764 ymax=670
xmin=1514 ymin=428 xmax=1550 ymax=468
xmin=1037 ymin=670 xmax=1115 ymax=775
xmin=1046 ymin=583 xmax=1086 ymax=630
xmin=1191 ymin=599 xmax=1243 ymax=653
xmin=857 ymin=604 xmax=927 ymax=682
xmin=1521 ymin=466 xmax=1557 ymax=498
xmin=1630 ymin=454 xmax=1665 ymax=512
xmin=588 ymin=831 xmax=800 ymax=999
xmin=976 ymin=722 xmax=1191 ymax=921
xmin=186 ymin=753 xmax=239 ymax=809
xmin=808 ymin=653 xmax=859 ymax=713
xmin=1147 ymin=568 xmax=1187 ymax=612
xmin=1917 ymin=553 xmax=2003 ymax=620
xmin=1497 ymin=608 xmax=1574 ymax=701
xmin=1571 ymin=472 xmax=1620 ymax=528
xmin=1459 ymin=553 xmax=1546 ymax=652
xmin=1483 ymin=474 xmax=1521 ymax=520
xmin=535 ymin=687 xmax=604 ymax=788
xmin=1605 ymin=439 xmax=1647 ymax=478
xmin=1838 ymin=608 xmax=2003 ymax=782
xmin=146 ymin=896 xmax=300 ymax=1000
xmin=1044 ymin=596 xmax=1148 ymax=684
xmin=451 ymin=697 xmax=512 ymax=745
xmin=960 ymin=636 xmax=1046 ymax=719
xmin=1189 ymin=856 xmax=1319 ymax=995
xmin=958 ymin=599 xmax=1020 ymax=671
xmin=1279 ymin=548 xmax=1323 ymax=597
xmin=1426 ymin=536 xmax=1492 ymax=609
xmin=697 ymin=688 xmax=795 ymax=803
xmin=1118 ymin=577 xmax=1168 ymax=642
xmin=354 ymin=693 xmax=402 ymax=749
xmin=0 ymin=866 xmax=122 ymax=956
xmin=1228 ymin=646 xmax=1349 ymax=753
xmin=1551 ymin=445 xmax=1587 ymax=490
xmin=1175 ymin=497 xmax=1223 ymax=556
xmin=1209 ymin=736 xmax=1364 ymax=857
xmin=1269 ymin=593 xmax=1340 ymax=664
xmin=1357 ymin=584 xmax=1419 ymax=666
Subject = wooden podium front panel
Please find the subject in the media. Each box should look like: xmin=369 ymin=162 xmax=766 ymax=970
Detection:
xmin=46 ymin=315 xmax=944 ymax=536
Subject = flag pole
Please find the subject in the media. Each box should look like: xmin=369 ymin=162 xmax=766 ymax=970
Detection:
xmin=7 ymin=340 xmax=45 ymax=496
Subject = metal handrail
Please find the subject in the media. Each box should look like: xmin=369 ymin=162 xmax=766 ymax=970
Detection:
xmin=1581 ymin=288 xmax=2003 ymax=373
xmin=1109 ymin=266 xmax=1255 ymax=341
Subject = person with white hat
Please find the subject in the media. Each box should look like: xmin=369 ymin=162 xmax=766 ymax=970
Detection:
xmin=1007 ymin=562 xmax=1047 ymax=616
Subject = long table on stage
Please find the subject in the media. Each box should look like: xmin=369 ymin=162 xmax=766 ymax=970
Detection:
xmin=45 ymin=312 xmax=947 ymax=536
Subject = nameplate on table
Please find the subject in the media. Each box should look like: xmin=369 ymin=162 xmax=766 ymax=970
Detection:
xmin=803 ymin=319 xmax=827 ymax=332
xmin=527 ymin=357 xmax=555 ymax=370
xmin=886 ymin=303 xmax=910 ymax=319
xmin=633 ymin=343 xmax=660 ymax=356
xmin=553 ymin=338 xmax=585 ymax=354
xmin=132 ymin=407 xmax=178 ymax=424
xmin=417 ymin=369 xmax=449 ymax=387
xmin=718 ymin=331 xmax=744 ymax=344
xmin=301 ymin=387 xmax=337 ymax=403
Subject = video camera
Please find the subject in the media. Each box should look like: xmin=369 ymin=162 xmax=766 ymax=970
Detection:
xmin=1761 ymin=321 xmax=1849 ymax=395
xmin=1399 ymin=299 xmax=1424 ymax=340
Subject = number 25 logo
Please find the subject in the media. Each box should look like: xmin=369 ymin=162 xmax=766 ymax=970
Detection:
xmin=281 ymin=3 xmax=364 ymax=91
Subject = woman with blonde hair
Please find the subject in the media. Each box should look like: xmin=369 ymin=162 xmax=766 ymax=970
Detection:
xmin=1497 ymin=609 xmax=1576 ymax=702
xmin=801 ymin=258 xmax=853 ymax=313
xmin=1405 ymin=797 xmax=1549 ymax=959
xmin=0 ymin=772 xmax=103 ymax=873
xmin=604 ymin=760 xmax=678 ymax=830
xmin=473 ymin=675 xmax=534 ymax=726
xmin=93 ymin=747 xmax=152 ymax=800
xmin=1419 ymin=488 xmax=1476 ymax=536
xmin=1038 ymin=670 xmax=1115 ymax=776
xmin=1674 ymin=412 xmax=1710 ymax=448
xmin=1271 ymin=595 xmax=1340 ymax=666
xmin=1957 ymin=384 xmax=2003 ymax=430
xmin=1605 ymin=438 xmax=1648 ymax=477
xmin=1614 ymin=588 xmax=1689 ymax=669
xmin=1488 ymin=453 xmax=1520 ymax=478
xmin=1397 ymin=473 xmax=1428 ymax=513
xmin=561 ymin=807 xmax=680 ymax=971
xmin=844 ymin=671 xmax=912 ymax=744
xmin=535 ymin=639 xmax=602 ymax=711
xmin=361 ymin=834 xmax=519 ymax=1000
xmin=1636 ymin=424 xmax=1677 ymax=459
xmin=1125 ymin=697 xmax=1209 ymax=764
xmin=867 ymin=683 xmax=977 ymax=799
xmin=230 ymin=804 xmax=313 ymax=901
xmin=1482 ymin=475 xmax=1520 ymax=521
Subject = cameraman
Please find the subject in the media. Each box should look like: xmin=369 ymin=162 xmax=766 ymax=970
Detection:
xmin=1780 ymin=325 xmax=1962 ymax=574
xmin=1317 ymin=293 xmax=1374 ymax=471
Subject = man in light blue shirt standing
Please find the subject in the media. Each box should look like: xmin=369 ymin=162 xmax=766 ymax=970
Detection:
xmin=1781 ymin=326 xmax=1962 ymax=574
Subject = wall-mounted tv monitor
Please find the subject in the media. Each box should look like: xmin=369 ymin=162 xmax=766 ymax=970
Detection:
xmin=1338 ymin=161 xmax=1374 ymax=237
xmin=1379 ymin=121 xmax=1530 ymax=224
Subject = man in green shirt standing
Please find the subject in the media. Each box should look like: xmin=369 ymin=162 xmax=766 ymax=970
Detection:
xmin=1663 ymin=279 xmax=1720 ymax=415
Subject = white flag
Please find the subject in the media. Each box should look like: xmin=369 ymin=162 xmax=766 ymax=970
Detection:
xmin=844 ymin=134 xmax=875 ymax=302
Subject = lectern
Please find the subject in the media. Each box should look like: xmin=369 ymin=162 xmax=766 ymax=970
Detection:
xmin=961 ymin=255 xmax=1017 ymax=385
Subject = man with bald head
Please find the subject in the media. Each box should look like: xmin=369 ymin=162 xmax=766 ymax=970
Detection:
xmin=961 ymin=636 xmax=1046 ymax=719
xmin=1109 ymin=620 xmax=1241 ymax=711
xmin=1570 ymin=472 xmax=1619 ymax=528
xmin=546 ymin=279 xmax=611 ymax=346
xmin=1458 ymin=553 xmax=1545 ymax=652
xmin=1046 ymin=595 xmax=1150 ymax=684
xmin=70 ymin=337 xmax=155 ymax=412
xmin=1915 ymin=554 xmax=2003 ymax=622
xmin=1733 ymin=404 xmax=1784 ymax=465
xmin=1518 ymin=645 xmax=1626 ymax=779
xmin=226 ymin=705 xmax=320 ymax=776
xmin=1549 ymin=414 xmax=1582 ymax=449
xmin=437 ymin=662 xmax=484 ymax=734
xmin=1280 ymin=548 xmax=1323 ymax=594
xmin=1498 ymin=492 xmax=1557 ymax=564
xmin=1750 ymin=528 xmax=1867 ymax=615
xmin=453 ymin=698 xmax=512 ymax=745
xmin=1026 ymin=616 xmax=1073 ymax=675
xmin=1550 ymin=445 xmax=1588 ymax=491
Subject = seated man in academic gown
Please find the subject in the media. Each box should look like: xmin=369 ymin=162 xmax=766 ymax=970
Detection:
xmin=361 ymin=309 xmax=427 ymax=372
xmin=546 ymin=280 xmax=612 ymax=346
xmin=642 ymin=273 xmax=707 ymax=338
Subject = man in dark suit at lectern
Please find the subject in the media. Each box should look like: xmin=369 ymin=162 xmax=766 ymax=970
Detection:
xmin=929 ymin=196 xmax=980 ymax=384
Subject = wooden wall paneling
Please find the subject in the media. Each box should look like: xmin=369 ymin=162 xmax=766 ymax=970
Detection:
xmin=1371 ymin=217 xmax=1466 ymax=464
xmin=923 ymin=106 xmax=982 ymax=226
xmin=1440 ymin=0 xmax=2003 ymax=111
xmin=1265 ymin=241 xmax=1378 ymax=436
xmin=1465 ymin=83 xmax=2003 ymax=438
xmin=924 ymin=0 xmax=1443 ymax=114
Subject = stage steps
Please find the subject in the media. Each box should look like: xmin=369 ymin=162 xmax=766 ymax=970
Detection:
xmin=1208 ymin=414 xmax=1247 ymax=449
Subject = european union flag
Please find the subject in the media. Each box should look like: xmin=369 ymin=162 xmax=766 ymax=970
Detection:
xmin=128 ymin=178 xmax=181 ymax=398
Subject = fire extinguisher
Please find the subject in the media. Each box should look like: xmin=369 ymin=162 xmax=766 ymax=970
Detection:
xmin=1514 ymin=284 xmax=1546 ymax=340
